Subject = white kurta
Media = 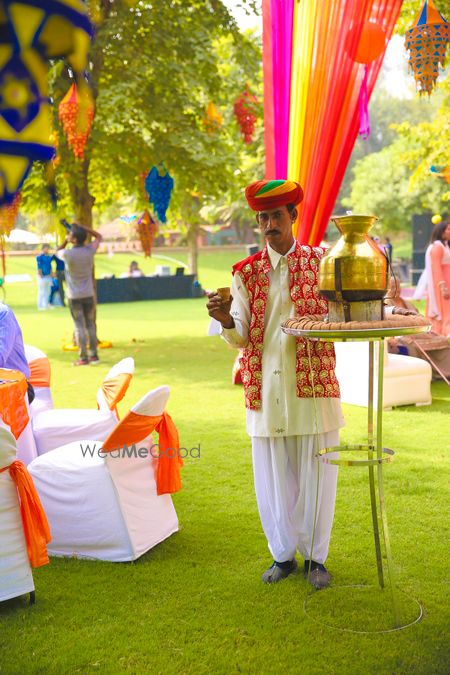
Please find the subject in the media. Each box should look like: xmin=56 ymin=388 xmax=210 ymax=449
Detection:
xmin=221 ymin=242 xmax=345 ymax=437
xmin=221 ymin=242 xmax=344 ymax=564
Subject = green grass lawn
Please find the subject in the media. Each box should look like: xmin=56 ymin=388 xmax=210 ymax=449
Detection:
xmin=0 ymin=251 xmax=449 ymax=674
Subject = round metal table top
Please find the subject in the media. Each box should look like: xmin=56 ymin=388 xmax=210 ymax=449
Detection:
xmin=281 ymin=323 xmax=430 ymax=341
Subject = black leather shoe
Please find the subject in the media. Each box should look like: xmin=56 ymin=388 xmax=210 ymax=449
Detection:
xmin=262 ymin=559 xmax=298 ymax=584
xmin=304 ymin=560 xmax=331 ymax=589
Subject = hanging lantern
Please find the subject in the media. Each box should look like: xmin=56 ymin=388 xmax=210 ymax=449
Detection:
xmin=352 ymin=22 xmax=387 ymax=140
xmin=137 ymin=209 xmax=158 ymax=257
xmin=204 ymin=102 xmax=223 ymax=133
xmin=233 ymin=87 xmax=259 ymax=144
xmin=0 ymin=191 xmax=21 ymax=281
xmin=405 ymin=0 xmax=449 ymax=95
xmin=0 ymin=192 xmax=21 ymax=237
xmin=430 ymin=165 xmax=450 ymax=183
xmin=58 ymin=82 xmax=95 ymax=159
xmin=144 ymin=165 xmax=174 ymax=223
xmin=354 ymin=22 xmax=387 ymax=64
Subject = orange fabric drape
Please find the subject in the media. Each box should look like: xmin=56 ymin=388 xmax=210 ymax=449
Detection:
xmin=102 ymin=411 xmax=183 ymax=495
xmin=0 ymin=460 xmax=51 ymax=567
xmin=100 ymin=373 xmax=132 ymax=412
xmin=28 ymin=357 xmax=51 ymax=388
xmin=0 ymin=368 xmax=29 ymax=439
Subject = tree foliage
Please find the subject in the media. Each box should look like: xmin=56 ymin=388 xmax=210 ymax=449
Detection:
xmin=342 ymin=75 xmax=449 ymax=231
xmin=21 ymin=0 xmax=263 ymax=237
xmin=341 ymin=0 xmax=450 ymax=237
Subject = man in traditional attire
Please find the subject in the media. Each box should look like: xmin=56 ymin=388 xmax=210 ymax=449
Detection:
xmin=207 ymin=180 xmax=344 ymax=589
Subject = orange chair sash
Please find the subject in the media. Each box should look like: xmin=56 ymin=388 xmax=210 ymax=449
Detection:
xmin=0 ymin=460 xmax=51 ymax=567
xmin=100 ymin=373 xmax=132 ymax=412
xmin=102 ymin=410 xmax=183 ymax=495
xmin=0 ymin=369 xmax=29 ymax=439
xmin=28 ymin=357 xmax=51 ymax=388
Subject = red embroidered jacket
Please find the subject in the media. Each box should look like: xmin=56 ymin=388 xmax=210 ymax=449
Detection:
xmin=232 ymin=242 xmax=340 ymax=410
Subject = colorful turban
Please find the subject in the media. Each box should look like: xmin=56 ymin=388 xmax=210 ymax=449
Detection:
xmin=245 ymin=180 xmax=303 ymax=211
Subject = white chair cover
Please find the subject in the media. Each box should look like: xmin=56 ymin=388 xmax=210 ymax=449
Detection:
xmin=24 ymin=345 xmax=47 ymax=364
xmin=0 ymin=426 xmax=34 ymax=601
xmin=32 ymin=358 xmax=135 ymax=456
xmin=32 ymin=408 xmax=117 ymax=457
xmin=28 ymin=386 xmax=179 ymax=562
xmin=335 ymin=341 xmax=432 ymax=408
xmin=15 ymin=395 xmax=38 ymax=466
xmin=30 ymin=388 xmax=54 ymax=416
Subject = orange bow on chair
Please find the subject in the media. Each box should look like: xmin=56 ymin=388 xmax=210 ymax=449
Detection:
xmin=0 ymin=460 xmax=51 ymax=567
xmin=28 ymin=357 xmax=51 ymax=389
xmin=100 ymin=373 xmax=133 ymax=415
xmin=102 ymin=411 xmax=183 ymax=495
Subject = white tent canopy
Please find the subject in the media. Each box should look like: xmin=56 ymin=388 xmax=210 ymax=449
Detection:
xmin=6 ymin=229 xmax=41 ymax=244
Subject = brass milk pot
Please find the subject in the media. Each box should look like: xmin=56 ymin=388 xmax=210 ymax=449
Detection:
xmin=319 ymin=214 xmax=389 ymax=322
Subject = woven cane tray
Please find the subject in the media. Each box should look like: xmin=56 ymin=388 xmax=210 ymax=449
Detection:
xmin=282 ymin=314 xmax=430 ymax=341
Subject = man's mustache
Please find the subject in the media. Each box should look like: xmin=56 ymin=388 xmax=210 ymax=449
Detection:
xmin=264 ymin=228 xmax=279 ymax=235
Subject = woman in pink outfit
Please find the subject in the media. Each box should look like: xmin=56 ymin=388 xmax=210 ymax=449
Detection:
xmin=417 ymin=221 xmax=450 ymax=337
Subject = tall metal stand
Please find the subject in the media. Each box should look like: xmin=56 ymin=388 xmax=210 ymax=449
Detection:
xmin=281 ymin=323 xmax=429 ymax=630
xmin=368 ymin=338 xmax=400 ymax=626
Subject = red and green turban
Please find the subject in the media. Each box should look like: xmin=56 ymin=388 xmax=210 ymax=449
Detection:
xmin=245 ymin=180 xmax=303 ymax=211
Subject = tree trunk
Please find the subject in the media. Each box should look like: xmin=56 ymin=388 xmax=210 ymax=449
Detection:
xmin=187 ymin=223 xmax=199 ymax=278
xmin=70 ymin=159 xmax=95 ymax=227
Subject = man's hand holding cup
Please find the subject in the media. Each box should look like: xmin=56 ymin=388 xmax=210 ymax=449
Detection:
xmin=206 ymin=287 xmax=234 ymax=328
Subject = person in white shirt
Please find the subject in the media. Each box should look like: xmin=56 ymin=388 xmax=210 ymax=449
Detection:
xmin=128 ymin=261 xmax=145 ymax=278
xmin=207 ymin=180 xmax=344 ymax=589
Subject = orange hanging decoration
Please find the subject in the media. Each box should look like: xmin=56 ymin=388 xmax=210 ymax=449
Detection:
xmin=137 ymin=209 xmax=158 ymax=257
xmin=0 ymin=192 xmax=21 ymax=282
xmin=203 ymin=102 xmax=223 ymax=134
xmin=405 ymin=0 xmax=450 ymax=95
xmin=0 ymin=192 xmax=21 ymax=237
xmin=430 ymin=165 xmax=450 ymax=183
xmin=233 ymin=87 xmax=259 ymax=144
xmin=58 ymin=82 xmax=95 ymax=159
xmin=354 ymin=21 xmax=387 ymax=64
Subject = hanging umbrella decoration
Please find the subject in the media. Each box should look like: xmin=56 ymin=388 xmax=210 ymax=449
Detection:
xmin=0 ymin=0 xmax=93 ymax=209
xmin=233 ymin=87 xmax=259 ymax=144
xmin=137 ymin=210 xmax=158 ymax=257
xmin=405 ymin=0 xmax=449 ymax=95
xmin=0 ymin=0 xmax=93 ymax=282
xmin=144 ymin=165 xmax=174 ymax=224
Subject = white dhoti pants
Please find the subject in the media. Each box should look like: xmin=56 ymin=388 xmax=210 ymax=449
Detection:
xmin=252 ymin=431 xmax=339 ymax=565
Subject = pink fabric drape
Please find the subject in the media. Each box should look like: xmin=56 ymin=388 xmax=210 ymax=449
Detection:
xmin=270 ymin=0 xmax=294 ymax=178
xmin=263 ymin=0 xmax=275 ymax=178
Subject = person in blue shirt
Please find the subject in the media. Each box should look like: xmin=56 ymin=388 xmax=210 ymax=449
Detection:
xmin=0 ymin=302 xmax=34 ymax=403
xmin=36 ymin=244 xmax=53 ymax=310
xmin=50 ymin=254 xmax=66 ymax=306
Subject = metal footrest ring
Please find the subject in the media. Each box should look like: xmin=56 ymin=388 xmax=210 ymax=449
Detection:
xmin=317 ymin=444 xmax=394 ymax=467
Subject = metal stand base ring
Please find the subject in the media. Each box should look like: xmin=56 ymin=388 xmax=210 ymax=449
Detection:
xmin=304 ymin=584 xmax=423 ymax=634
